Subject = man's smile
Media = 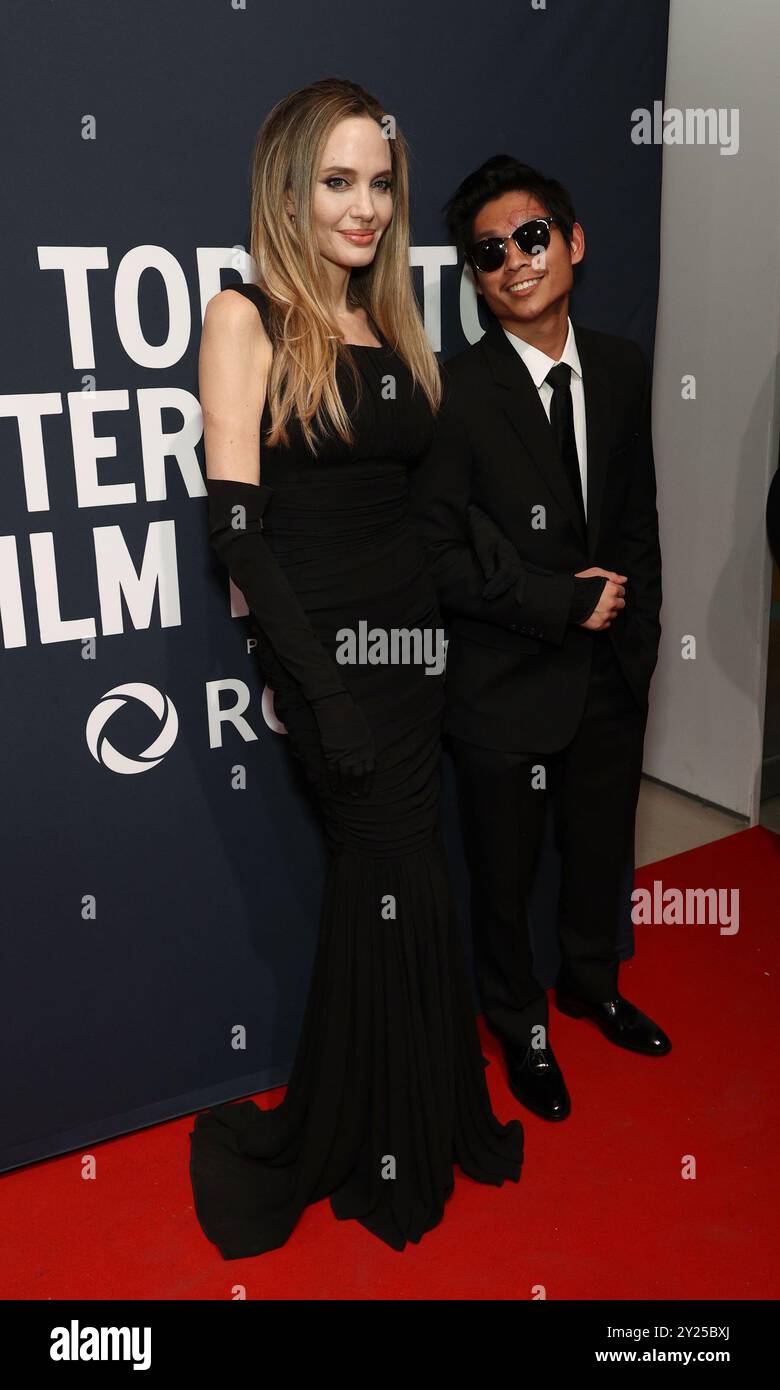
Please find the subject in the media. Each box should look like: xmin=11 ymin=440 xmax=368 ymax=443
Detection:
xmin=505 ymin=275 xmax=545 ymax=295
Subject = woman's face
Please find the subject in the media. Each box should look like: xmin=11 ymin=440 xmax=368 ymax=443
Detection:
xmin=310 ymin=115 xmax=394 ymax=272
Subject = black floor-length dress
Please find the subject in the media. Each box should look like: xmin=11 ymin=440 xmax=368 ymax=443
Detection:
xmin=189 ymin=282 xmax=523 ymax=1256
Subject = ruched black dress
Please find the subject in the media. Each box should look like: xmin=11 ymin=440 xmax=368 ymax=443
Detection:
xmin=189 ymin=282 xmax=523 ymax=1255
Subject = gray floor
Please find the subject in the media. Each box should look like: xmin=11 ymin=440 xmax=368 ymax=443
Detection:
xmin=635 ymin=776 xmax=748 ymax=867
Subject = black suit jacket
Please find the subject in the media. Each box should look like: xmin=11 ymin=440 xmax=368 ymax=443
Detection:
xmin=409 ymin=317 xmax=662 ymax=752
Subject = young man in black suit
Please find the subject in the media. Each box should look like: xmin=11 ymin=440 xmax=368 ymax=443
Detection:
xmin=411 ymin=157 xmax=670 ymax=1122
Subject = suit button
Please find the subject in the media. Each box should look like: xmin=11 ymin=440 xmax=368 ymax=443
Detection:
xmin=509 ymin=623 xmax=517 ymax=631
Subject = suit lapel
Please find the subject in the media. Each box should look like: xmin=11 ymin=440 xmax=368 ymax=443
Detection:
xmin=574 ymin=324 xmax=611 ymax=558
xmin=480 ymin=317 xmax=611 ymax=557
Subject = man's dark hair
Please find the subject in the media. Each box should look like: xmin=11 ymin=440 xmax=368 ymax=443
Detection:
xmin=444 ymin=155 xmax=576 ymax=257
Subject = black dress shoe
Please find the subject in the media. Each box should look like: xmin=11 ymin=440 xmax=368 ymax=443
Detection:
xmin=556 ymin=990 xmax=672 ymax=1056
xmin=503 ymin=1039 xmax=571 ymax=1121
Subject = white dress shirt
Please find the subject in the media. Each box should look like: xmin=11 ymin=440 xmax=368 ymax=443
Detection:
xmin=502 ymin=317 xmax=588 ymax=518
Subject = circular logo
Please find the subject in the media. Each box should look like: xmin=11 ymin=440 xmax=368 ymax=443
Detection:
xmin=86 ymin=682 xmax=179 ymax=774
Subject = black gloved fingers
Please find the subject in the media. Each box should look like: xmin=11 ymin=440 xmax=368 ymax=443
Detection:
xmin=339 ymin=752 xmax=375 ymax=779
xmin=347 ymin=760 xmax=374 ymax=798
xmin=325 ymin=753 xmax=376 ymax=798
xmin=482 ymin=566 xmax=518 ymax=600
xmin=570 ymin=575 xmax=608 ymax=623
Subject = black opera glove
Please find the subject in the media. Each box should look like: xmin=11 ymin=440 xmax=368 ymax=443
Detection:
xmin=568 ymin=575 xmax=608 ymax=623
xmin=310 ymin=691 xmax=375 ymax=796
xmin=467 ymin=502 xmax=606 ymax=624
xmin=206 ymin=476 xmax=376 ymax=793
xmin=466 ymin=502 xmax=522 ymax=599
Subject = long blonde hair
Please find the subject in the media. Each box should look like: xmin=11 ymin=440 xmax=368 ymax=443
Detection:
xmin=248 ymin=77 xmax=442 ymax=453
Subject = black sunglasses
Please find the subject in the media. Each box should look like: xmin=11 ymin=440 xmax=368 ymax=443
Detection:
xmin=467 ymin=216 xmax=557 ymax=273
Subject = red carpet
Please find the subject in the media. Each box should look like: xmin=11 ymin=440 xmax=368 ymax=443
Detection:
xmin=4 ymin=826 xmax=779 ymax=1300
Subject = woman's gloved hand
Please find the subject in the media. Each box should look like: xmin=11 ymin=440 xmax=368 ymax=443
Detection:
xmin=206 ymin=476 xmax=376 ymax=796
xmin=467 ymin=500 xmax=608 ymax=626
xmin=310 ymin=690 xmax=376 ymax=796
xmin=466 ymin=502 xmax=522 ymax=598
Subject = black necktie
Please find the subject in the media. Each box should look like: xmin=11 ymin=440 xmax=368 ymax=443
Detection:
xmin=545 ymin=362 xmax=586 ymax=529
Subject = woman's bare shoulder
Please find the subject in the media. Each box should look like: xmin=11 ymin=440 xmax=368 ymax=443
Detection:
xmin=203 ymin=285 xmax=272 ymax=350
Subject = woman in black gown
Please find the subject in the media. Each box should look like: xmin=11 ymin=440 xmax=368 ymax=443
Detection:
xmin=189 ymin=77 xmax=523 ymax=1257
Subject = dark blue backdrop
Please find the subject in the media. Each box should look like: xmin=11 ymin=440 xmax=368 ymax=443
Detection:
xmin=0 ymin=0 xmax=668 ymax=1170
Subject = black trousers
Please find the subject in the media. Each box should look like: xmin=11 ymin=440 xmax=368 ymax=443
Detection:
xmin=449 ymin=635 xmax=648 ymax=1050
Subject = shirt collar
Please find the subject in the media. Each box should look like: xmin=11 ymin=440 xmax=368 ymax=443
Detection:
xmin=502 ymin=316 xmax=582 ymax=389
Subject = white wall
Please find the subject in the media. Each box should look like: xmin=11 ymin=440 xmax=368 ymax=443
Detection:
xmin=644 ymin=0 xmax=780 ymax=819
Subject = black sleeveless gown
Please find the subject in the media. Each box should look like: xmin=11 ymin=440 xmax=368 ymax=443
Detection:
xmin=189 ymin=282 xmax=523 ymax=1255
